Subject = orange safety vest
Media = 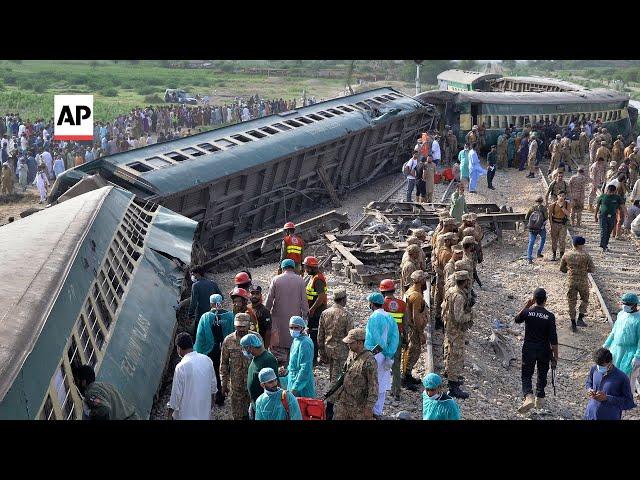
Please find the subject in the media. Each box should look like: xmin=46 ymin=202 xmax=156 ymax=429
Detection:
xmin=306 ymin=273 xmax=327 ymax=304
xmin=283 ymin=234 xmax=304 ymax=265
xmin=383 ymin=296 xmax=406 ymax=332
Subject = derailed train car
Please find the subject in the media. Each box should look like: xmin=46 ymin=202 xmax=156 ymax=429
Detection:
xmin=50 ymin=88 xmax=437 ymax=264
xmin=0 ymin=186 xmax=197 ymax=419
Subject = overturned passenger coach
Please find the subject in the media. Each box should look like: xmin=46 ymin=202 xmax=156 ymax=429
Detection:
xmin=50 ymin=88 xmax=437 ymax=264
xmin=0 ymin=187 xmax=197 ymax=419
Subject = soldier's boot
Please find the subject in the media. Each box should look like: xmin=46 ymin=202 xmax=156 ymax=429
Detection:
xmin=447 ymin=380 xmax=469 ymax=399
xmin=215 ymin=390 xmax=225 ymax=406
xmin=402 ymin=374 xmax=418 ymax=391
xmin=559 ymin=250 xmax=565 ymax=259
xmin=435 ymin=317 xmax=444 ymax=331
xmin=517 ymin=394 xmax=535 ymax=414
xmin=576 ymin=313 xmax=587 ymax=327
xmin=534 ymin=397 xmax=545 ymax=410
xmin=570 ymin=318 xmax=577 ymax=333
xmin=551 ymin=251 xmax=557 ymax=261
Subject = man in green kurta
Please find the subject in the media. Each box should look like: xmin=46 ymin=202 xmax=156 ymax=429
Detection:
xmin=450 ymin=182 xmax=468 ymax=223
xmin=75 ymin=365 xmax=139 ymax=420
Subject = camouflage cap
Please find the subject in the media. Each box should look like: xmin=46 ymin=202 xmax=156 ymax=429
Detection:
xmin=407 ymin=236 xmax=422 ymax=246
xmin=234 ymin=313 xmax=251 ymax=327
xmin=407 ymin=244 xmax=421 ymax=254
xmin=454 ymin=259 xmax=467 ymax=271
xmin=413 ymin=228 xmax=427 ymax=238
xmin=333 ymin=288 xmax=347 ymax=300
xmin=452 ymin=245 xmax=464 ymax=254
xmin=343 ymin=327 xmax=366 ymax=344
xmin=438 ymin=211 xmax=451 ymax=220
xmin=410 ymin=270 xmax=426 ymax=282
xmin=463 ymin=227 xmax=476 ymax=236
xmin=444 ymin=218 xmax=458 ymax=227
xmin=454 ymin=270 xmax=470 ymax=281
xmin=462 ymin=235 xmax=476 ymax=246
xmin=440 ymin=232 xmax=456 ymax=242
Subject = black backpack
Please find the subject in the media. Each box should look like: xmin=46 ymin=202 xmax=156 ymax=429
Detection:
xmin=527 ymin=208 xmax=545 ymax=232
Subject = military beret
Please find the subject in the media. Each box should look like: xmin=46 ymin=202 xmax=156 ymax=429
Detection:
xmin=410 ymin=270 xmax=426 ymax=282
xmin=461 ymin=213 xmax=473 ymax=222
xmin=454 ymin=270 xmax=470 ymax=281
xmin=333 ymin=288 xmax=347 ymax=300
xmin=444 ymin=218 xmax=458 ymax=226
xmin=452 ymin=245 xmax=464 ymax=254
xmin=407 ymin=244 xmax=422 ymax=254
xmin=234 ymin=313 xmax=251 ymax=327
xmin=462 ymin=235 xmax=476 ymax=246
xmin=573 ymin=236 xmax=586 ymax=246
xmin=343 ymin=328 xmax=366 ymax=344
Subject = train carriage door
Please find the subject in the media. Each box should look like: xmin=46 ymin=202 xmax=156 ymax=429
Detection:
xmin=471 ymin=103 xmax=480 ymax=128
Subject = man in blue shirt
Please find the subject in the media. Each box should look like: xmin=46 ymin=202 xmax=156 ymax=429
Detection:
xmin=585 ymin=347 xmax=636 ymax=420
xmin=188 ymin=266 xmax=221 ymax=337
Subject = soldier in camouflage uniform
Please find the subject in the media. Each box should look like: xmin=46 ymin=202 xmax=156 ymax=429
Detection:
xmin=560 ymin=236 xmax=595 ymax=333
xmin=444 ymin=245 xmax=464 ymax=290
xmin=401 ymin=244 xmax=422 ymax=294
xmin=548 ymin=192 xmax=570 ymax=261
xmin=579 ymin=127 xmax=590 ymax=164
xmin=444 ymin=129 xmax=458 ymax=165
xmin=559 ymin=135 xmax=572 ymax=171
xmin=623 ymin=141 xmax=635 ymax=160
xmin=220 ymin=313 xmax=254 ymax=420
xmin=595 ymin=141 xmax=611 ymax=167
xmin=317 ymin=288 xmax=353 ymax=383
xmin=403 ymin=270 xmax=429 ymax=385
xmin=75 ymin=364 xmax=139 ymax=420
xmin=332 ymin=328 xmax=378 ymax=420
xmin=433 ymin=232 xmax=456 ymax=328
xmin=441 ymin=270 xmax=473 ymax=399
xmin=497 ymin=130 xmax=509 ymax=169
xmin=601 ymin=128 xmax=612 ymax=148
xmin=403 ymin=232 xmax=427 ymax=271
xmin=548 ymin=134 xmax=562 ymax=175
xmin=628 ymin=147 xmax=640 ymax=188
xmin=589 ymin=157 xmax=607 ymax=211
xmin=545 ymin=171 xmax=569 ymax=205
xmin=567 ymin=166 xmax=591 ymax=227
xmin=611 ymin=135 xmax=624 ymax=164
xmin=459 ymin=235 xmax=478 ymax=287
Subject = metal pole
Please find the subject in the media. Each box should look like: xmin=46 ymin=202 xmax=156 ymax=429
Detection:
xmin=415 ymin=63 xmax=421 ymax=96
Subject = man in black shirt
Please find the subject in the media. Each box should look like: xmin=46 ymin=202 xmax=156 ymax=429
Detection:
xmin=248 ymin=285 xmax=272 ymax=349
xmin=514 ymin=288 xmax=559 ymax=413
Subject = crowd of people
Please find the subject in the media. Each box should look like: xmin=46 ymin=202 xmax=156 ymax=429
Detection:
xmin=0 ymin=93 xmax=319 ymax=203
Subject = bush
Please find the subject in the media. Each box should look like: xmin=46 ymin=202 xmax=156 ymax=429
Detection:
xmin=144 ymin=94 xmax=164 ymax=103
xmin=137 ymin=86 xmax=155 ymax=95
xmin=32 ymin=82 xmax=47 ymax=93
xmin=3 ymin=74 xmax=17 ymax=85
xmin=100 ymin=87 xmax=118 ymax=97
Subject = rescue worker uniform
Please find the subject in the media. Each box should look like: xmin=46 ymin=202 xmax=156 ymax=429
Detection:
xmin=306 ymin=270 xmax=328 ymax=364
xmin=82 ymin=382 xmax=139 ymax=420
xmin=560 ymin=244 xmax=595 ymax=330
xmin=281 ymin=233 xmax=304 ymax=273
xmin=384 ymin=294 xmax=408 ymax=398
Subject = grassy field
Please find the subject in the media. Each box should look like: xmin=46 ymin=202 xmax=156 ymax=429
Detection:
xmin=0 ymin=60 xmax=354 ymax=122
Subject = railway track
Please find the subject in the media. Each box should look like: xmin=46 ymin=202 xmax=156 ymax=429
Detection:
xmin=538 ymin=159 xmax=640 ymax=324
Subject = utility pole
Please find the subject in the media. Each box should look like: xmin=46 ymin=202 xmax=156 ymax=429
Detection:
xmin=415 ymin=60 xmax=423 ymax=95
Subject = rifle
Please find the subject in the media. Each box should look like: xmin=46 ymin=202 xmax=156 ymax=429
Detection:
xmin=473 ymin=269 xmax=482 ymax=288
xmin=323 ymin=371 xmax=345 ymax=400
xmin=551 ymin=366 xmax=557 ymax=396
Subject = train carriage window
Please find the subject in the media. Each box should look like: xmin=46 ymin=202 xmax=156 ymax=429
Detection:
xmin=295 ymin=117 xmax=314 ymax=124
xmin=284 ymin=119 xmax=303 ymax=127
xmin=215 ymin=138 xmax=238 ymax=148
xmin=246 ymin=129 xmax=267 ymax=138
xmin=127 ymin=161 xmax=153 ymax=172
xmin=196 ymin=142 xmax=221 ymax=152
xmin=327 ymin=108 xmax=344 ymax=115
xmin=40 ymin=395 xmax=56 ymax=420
xmin=338 ymin=106 xmax=354 ymax=112
xmin=180 ymin=147 xmax=206 ymax=157
xmin=356 ymin=102 xmax=370 ymax=110
xmin=271 ymin=122 xmax=291 ymax=130
xmin=230 ymin=134 xmax=252 ymax=143
xmin=307 ymin=114 xmax=324 ymax=121
xmin=53 ymin=364 xmax=74 ymax=420
xmin=383 ymin=95 xmax=395 ymax=101
xmin=260 ymin=126 xmax=280 ymax=135
xmin=374 ymin=96 xmax=389 ymax=103
xmin=317 ymin=111 xmax=334 ymax=118
xmin=145 ymin=156 xmax=174 ymax=168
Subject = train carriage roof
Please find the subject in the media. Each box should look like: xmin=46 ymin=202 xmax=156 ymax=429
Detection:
xmin=66 ymin=88 xmax=426 ymax=199
xmin=436 ymin=69 xmax=502 ymax=85
xmin=497 ymin=76 xmax=586 ymax=91
xmin=417 ymin=88 xmax=629 ymax=106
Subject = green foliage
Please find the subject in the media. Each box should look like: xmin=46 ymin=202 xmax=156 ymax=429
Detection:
xmin=100 ymin=87 xmax=118 ymax=97
xmin=501 ymin=60 xmax=516 ymax=70
xmin=144 ymin=94 xmax=164 ymax=103
xmin=457 ymin=60 xmax=479 ymax=71
xmin=137 ymin=86 xmax=156 ymax=95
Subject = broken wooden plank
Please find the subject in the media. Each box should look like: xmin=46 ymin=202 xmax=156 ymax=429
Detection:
xmin=330 ymin=241 xmax=366 ymax=274
xmin=588 ymin=272 xmax=614 ymax=326
xmin=315 ymin=165 xmax=341 ymax=207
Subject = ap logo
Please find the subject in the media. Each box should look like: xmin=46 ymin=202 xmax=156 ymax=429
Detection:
xmin=54 ymin=95 xmax=94 ymax=141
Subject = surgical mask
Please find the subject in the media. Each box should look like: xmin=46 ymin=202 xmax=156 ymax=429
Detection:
xmin=596 ymin=365 xmax=608 ymax=374
xmin=190 ymin=275 xmax=197 ymax=283
xmin=242 ymin=350 xmax=253 ymax=360
xmin=265 ymin=387 xmax=280 ymax=396
xmin=265 ymin=385 xmax=278 ymax=393
xmin=290 ymin=329 xmax=301 ymax=338
xmin=623 ymin=305 xmax=635 ymax=313
xmin=427 ymin=392 xmax=439 ymax=400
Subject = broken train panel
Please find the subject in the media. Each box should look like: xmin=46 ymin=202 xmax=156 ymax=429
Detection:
xmin=0 ymin=186 xmax=197 ymax=420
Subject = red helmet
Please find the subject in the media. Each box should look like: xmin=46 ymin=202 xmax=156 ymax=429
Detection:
xmin=283 ymin=222 xmax=295 ymax=230
xmin=379 ymin=279 xmax=396 ymax=292
xmin=302 ymin=256 xmax=319 ymax=267
xmin=234 ymin=272 xmax=251 ymax=285
xmin=230 ymin=287 xmax=250 ymax=300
